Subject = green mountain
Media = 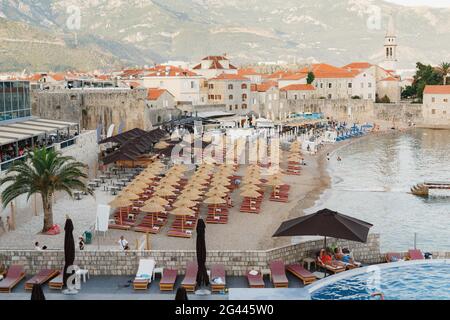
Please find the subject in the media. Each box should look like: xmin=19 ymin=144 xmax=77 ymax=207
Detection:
xmin=1 ymin=0 xmax=450 ymax=71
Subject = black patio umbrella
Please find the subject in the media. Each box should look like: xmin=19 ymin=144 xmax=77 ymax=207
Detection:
xmin=30 ymin=283 xmax=46 ymax=300
xmin=63 ymin=218 xmax=75 ymax=288
xmin=175 ymin=287 xmax=189 ymax=301
xmin=273 ymin=208 xmax=373 ymax=248
xmin=196 ymin=219 xmax=209 ymax=288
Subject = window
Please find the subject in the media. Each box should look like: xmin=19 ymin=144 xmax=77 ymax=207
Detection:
xmin=229 ymin=95 xmax=233 ymax=100
xmin=241 ymin=84 xmax=247 ymax=89
xmin=242 ymin=94 xmax=247 ymax=101
xmin=294 ymin=94 xmax=298 ymax=100
xmin=209 ymin=84 xmax=214 ymax=89
xmin=328 ymin=83 xmax=332 ymax=89
xmin=432 ymin=97 xmax=435 ymax=103
xmin=190 ymin=81 xmax=194 ymax=89
xmin=235 ymin=105 xmax=238 ymax=110
xmin=242 ymin=104 xmax=247 ymax=109
xmin=368 ymin=82 xmax=372 ymax=88
xmin=229 ymin=105 xmax=233 ymax=111
xmin=327 ymin=94 xmax=332 ymax=99
xmin=215 ymin=95 xmax=221 ymax=100
xmin=228 ymin=84 xmax=234 ymax=90
xmin=320 ymin=83 xmax=323 ymax=88
xmin=432 ymin=109 xmax=436 ymax=114
xmin=444 ymin=98 xmax=448 ymax=103
xmin=348 ymin=83 xmax=352 ymax=88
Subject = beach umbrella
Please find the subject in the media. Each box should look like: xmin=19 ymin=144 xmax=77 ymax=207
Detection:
xmin=204 ymin=190 xmax=227 ymax=198
xmin=180 ymin=192 xmax=203 ymax=201
xmin=30 ymin=283 xmax=46 ymax=300
xmin=118 ymin=191 xmax=140 ymax=200
xmin=170 ymin=207 xmax=196 ymax=233
xmin=175 ymin=287 xmax=189 ymax=300
xmin=196 ymin=219 xmax=210 ymax=289
xmin=204 ymin=196 xmax=226 ymax=216
xmin=145 ymin=196 xmax=169 ymax=206
xmin=173 ymin=198 xmax=198 ymax=208
xmin=206 ymin=185 xmax=229 ymax=193
xmin=122 ymin=185 xmax=146 ymax=194
xmin=154 ymin=188 xmax=176 ymax=198
xmin=141 ymin=202 xmax=165 ymax=226
xmin=63 ymin=217 xmax=75 ymax=290
xmin=109 ymin=196 xmax=133 ymax=208
xmin=241 ymin=177 xmax=261 ymax=185
xmin=240 ymin=184 xmax=261 ymax=191
xmin=273 ymin=208 xmax=373 ymax=248
xmin=240 ymin=189 xmax=261 ymax=198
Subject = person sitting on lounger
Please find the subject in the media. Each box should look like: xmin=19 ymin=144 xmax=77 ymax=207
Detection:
xmin=334 ymin=247 xmax=361 ymax=267
xmin=318 ymin=249 xmax=345 ymax=268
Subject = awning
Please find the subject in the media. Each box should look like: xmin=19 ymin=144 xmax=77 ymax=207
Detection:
xmin=195 ymin=111 xmax=235 ymax=119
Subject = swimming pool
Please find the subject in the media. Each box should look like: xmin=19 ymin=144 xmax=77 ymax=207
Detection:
xmin=309 ymin=260 xmax=450 ymax=300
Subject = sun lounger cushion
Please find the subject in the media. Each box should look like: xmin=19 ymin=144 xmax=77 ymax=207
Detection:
xmin=135 ymin=259 xmax=155 ymax=280
xmin=408 ymin=249 xmax=424 ymax=260
xmin=0 ymin=265 xmax=25 ymax=292
xmin=160 ymin=269 xmax=178 ymax=284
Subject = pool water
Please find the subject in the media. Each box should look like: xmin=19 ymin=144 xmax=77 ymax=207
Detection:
xmin=310 ymin=261 xmax=450 ymax=300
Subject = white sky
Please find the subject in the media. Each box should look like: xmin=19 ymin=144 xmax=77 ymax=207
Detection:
xmin=384 ymin=0 xmax=450 ymax=7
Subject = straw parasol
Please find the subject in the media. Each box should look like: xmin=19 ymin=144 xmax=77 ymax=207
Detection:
xmin=240 ymin=184 xmax=261 ymax=191
xmin=118 ymin=191 xmax=140 ymax=200
xmin=170 ymin=206 xmax=196 ymax=232
xmin=173 ymin=198 xmax=198 ymax=208
xmin=241 ymin=177 xmax=261 ymax=185
xmin=122 ymin=185 xmax=146 ymax=194
xmin=240 ymin=189 xmax=261 ymax=199
xmin=204 ymin=195 xmax=226 ymax=218
xmin=154 ymin=188 xmax=176 ymax=198
xmin=206 ymin=185 xmax=229 ymax=193
xmin=204 ymin=190 xmax=227 ymax=198
xmin=108 ymin=196 xmax=134 ymax=225
xmin=129 ymin=180 xmax=149 ymax=188
xmin=180 ymin=191 xmax=203 ymax=200
xmin=145 ymin=196 xmax=169 ymax=206
xmin=141 ymin=201 xmax=166 ymax=227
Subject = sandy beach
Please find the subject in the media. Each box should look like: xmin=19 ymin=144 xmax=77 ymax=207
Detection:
xmin=0 ymin=131 xmax=389 ymax=251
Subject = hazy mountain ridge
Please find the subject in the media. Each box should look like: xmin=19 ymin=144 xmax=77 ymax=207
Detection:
xmin=1 ymin=0 xmax=449 ymax=71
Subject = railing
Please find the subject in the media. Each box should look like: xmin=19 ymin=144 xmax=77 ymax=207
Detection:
xmin=0 ymin=146 xmax=55 ymax=172
xmin=59 ymin=137 xmax=77 ymax=149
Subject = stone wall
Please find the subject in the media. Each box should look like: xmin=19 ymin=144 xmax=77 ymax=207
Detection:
xmin=0 ymin=234 xmax=387 ymax=276
xmin=31 ymin=89 xmax=180 ymax=132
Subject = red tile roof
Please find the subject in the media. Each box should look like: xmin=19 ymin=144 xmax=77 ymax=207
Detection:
xmin=342 ymin=62 xmax=372 ymax=70
xmin=380 ymin=76 xmax=399 ymax=82
xmin=280 ymin=84 xmax=315 ymax=91
xmin=210 ymin=60 xmax=224 ymax=69
xmin=298 ymin=63 xmax=355 ymax=78
xmin=147 ymin=88 xmax=168 ymax=100
xmin=146 ymin=65 xmax=198 ymax=77
xmin=251 ymin=81 xmax=278 ymax=92
xmin=423 ymin=85 xmax=450 ymax=94
xmin=210 ymin=73 xmax=249 ymax=81
xmin=280 ymin=73 xmax=306 ymax=81
xmin=238 ymin=68 xmax=260 ymax=76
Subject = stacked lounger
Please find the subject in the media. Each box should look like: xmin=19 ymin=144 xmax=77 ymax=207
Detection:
xmin=269 ymin=261 xmax=289 ymax=288
xmin=24 ymin=269 xmax=60 ymax=290
xmin=269 ymin=185 xmax=290 ymax=202
xmin=134 ymin=212 xmax=168 ymax=234
xmin=133 ymin=259 xmax=156 ymax=290
xmin=0 ymin=265 xmax=26 ymax=293
xmin=49 ymin=270 xmax=64 ymax=290
xmin=206 ymin=204 xmax=229 ymax=224
xmin=181 ymin=261 xmax=198 ymax=292
xmin=240 ymin=195 xmax=263 ymax=214
xmin=159 ymin=268 xmax=178 ymax=291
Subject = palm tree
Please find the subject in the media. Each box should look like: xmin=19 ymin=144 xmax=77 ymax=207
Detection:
xmin=439 ymin=62 xmax=450 ymax=85
xmin=0 ymin=147 xmax=92 ymax=233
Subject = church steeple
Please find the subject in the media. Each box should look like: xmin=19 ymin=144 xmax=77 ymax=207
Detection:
xmin=383 ymin=14 xmax=397 ymax=71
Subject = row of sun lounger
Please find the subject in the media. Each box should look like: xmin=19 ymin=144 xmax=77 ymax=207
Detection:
xmin=0 ymin=266 xmax=61 ymax=293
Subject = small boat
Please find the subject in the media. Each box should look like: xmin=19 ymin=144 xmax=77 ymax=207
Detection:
xmin=410 ymin=184 xmax=429 ymax=197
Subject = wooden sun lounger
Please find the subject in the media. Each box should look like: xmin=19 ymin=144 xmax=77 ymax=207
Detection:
xmin=210 ymin=265 xmax=226 ymax=292
xmin=269 ymin=261 xmax=289 ymax=288
xmin=286 ymin=264 xmax=317 ymax=285
xmin=408 ymin=249 xmax=424 ymax=260
xmin=247 ymin=271 xmax=265 ymax=288
xmin=133 ymin=259 xmax=156 ymax=290
xmin=134 ymin=225 xmax=161 ymax=234
xmin=159 ymin=269 xmax=178 ymax=291
xmin=167 ymin=229 xmax=193 ymax=238
xmin=108 ymin=223 xmax=131 ymax=230
xmin=25 ymin=269 xmax=59 ymax=290
xmin=49 ymin=272 xmax=64 ymax=290
xmin=0 ymin=265 xmax=26 ymax=293
xmin=181 ymin=262 xmax=198 ymax=292
xmin=317 ymin=259 xmax=346 ymax=274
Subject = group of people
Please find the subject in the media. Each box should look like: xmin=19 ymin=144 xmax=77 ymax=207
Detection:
xmin=318 ymin=247 xmax=361 ymax=269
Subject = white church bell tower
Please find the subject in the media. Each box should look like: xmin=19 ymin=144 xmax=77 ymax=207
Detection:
xmin=382 ymin=14 xmax=398 ymax=71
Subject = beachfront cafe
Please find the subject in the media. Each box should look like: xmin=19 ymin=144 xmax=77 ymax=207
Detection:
xmin=0 ymin=118 xmax=80 ymax=171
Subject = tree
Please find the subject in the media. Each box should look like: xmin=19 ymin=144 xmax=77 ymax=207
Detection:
xmin=0 ymin=148 xmax=91 ymax=233
xmin=401 ymin=85 xmax=416 ymax=100
xmin=306 ymin=72 xmax=315 ymax=84
xmin=438 ymin=62 xmax=450 ymax=85
xmin=380 ymin=95 xmax=391 ymax=103
xmin=411 ymin=62 xmax=443 ymax=100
